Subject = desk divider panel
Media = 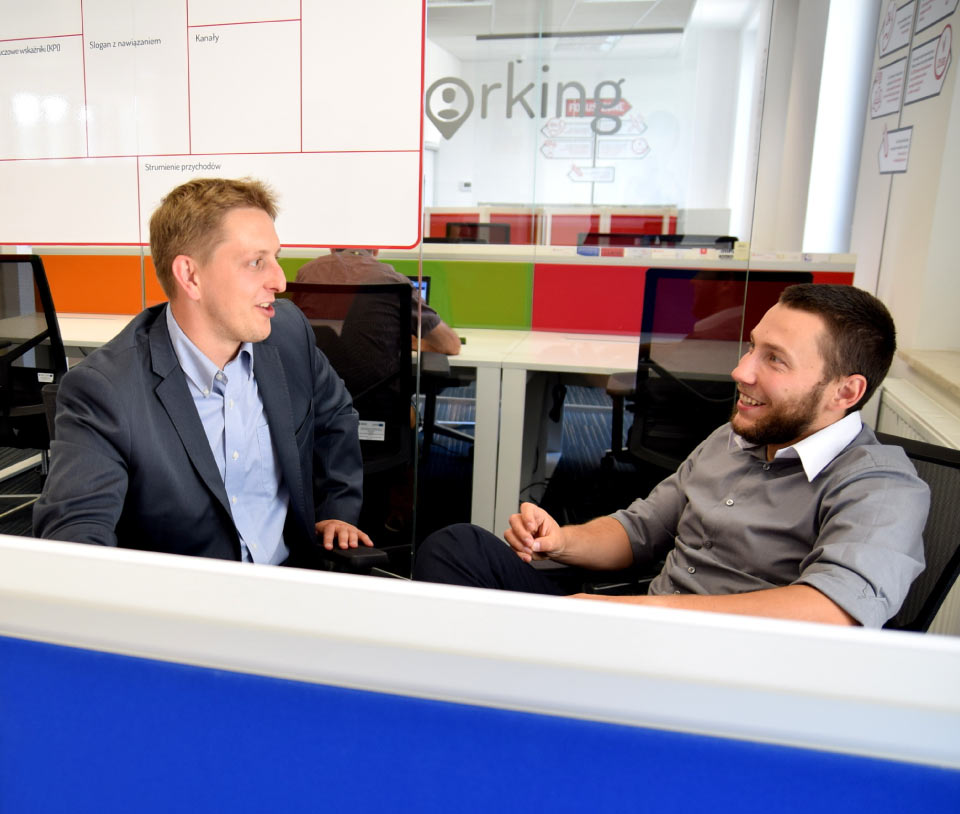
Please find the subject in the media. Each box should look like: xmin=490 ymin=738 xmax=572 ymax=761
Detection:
xmin=385 ymin=258 xmax=533 ymax=330
xmin=35 ymin=253 xmax=855 ymax=333
xmin=41 ymin=254 xmax=143 ymax=314
xmin=532 ymin=262 xmax=649 ymax=334
xmin=2 ymin=633 xmax=958 ymax=813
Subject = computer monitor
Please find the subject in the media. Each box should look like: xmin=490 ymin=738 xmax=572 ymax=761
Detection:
xmin=444 ymin=222 xmax=511 ymax=244
xmin=579 ymin=233 xmax=737 ymax=250
xmin=405 ymin=275 xmax=430 ymax=304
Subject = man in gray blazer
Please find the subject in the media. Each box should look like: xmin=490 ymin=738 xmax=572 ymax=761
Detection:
xmin=34 ymin=177 xmax=371 ymax=566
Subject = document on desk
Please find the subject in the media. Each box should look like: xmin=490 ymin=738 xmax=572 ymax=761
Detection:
xmin=0 ymin=0 xmax=425 ymax=248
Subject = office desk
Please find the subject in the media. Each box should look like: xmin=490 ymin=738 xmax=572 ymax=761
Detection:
xmin=58 ymin=313 xmax=134 ymax=348
xmin=432 ymin=329 xmax=526 ymax=529
xmin=493 ymin=332 xmax=640 ymax=534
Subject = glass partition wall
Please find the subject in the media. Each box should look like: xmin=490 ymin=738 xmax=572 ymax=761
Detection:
xmin=410 ymin=0 xmax=788 ymax=556
xmin=1 ymin=1 xmax=899 ymax=576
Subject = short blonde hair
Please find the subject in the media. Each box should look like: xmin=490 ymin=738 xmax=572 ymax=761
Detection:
xmin=149 ymin=177 xmax=278 ymax=297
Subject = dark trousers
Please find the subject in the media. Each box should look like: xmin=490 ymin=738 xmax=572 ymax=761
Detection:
xmin=413 ymin=523 xmax=572 ymax=595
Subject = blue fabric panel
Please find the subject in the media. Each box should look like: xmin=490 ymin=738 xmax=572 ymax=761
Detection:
xmin=1 ymin=634 xmax=957 ymax=813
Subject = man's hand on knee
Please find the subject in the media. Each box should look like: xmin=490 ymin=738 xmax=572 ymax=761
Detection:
xmin=504 ymin=503 xmax=566 ymax=563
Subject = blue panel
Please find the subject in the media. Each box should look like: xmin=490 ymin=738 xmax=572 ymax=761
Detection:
xmin=1 ymin=635 xmax=957 ymax=813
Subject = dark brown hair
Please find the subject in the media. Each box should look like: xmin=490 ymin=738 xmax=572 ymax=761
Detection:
xmin=779 ymin=284 xmax=896 ymax=412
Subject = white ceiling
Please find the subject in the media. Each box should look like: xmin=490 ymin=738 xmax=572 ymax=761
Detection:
xmin=426 ymin=0 xmax=757 ymax=60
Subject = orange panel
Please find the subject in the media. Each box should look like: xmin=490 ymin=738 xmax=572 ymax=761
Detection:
xmin=143 ymin=257 xmax=168 ymax=307
xmin=42 ymin=255 xmax=143 ymax=314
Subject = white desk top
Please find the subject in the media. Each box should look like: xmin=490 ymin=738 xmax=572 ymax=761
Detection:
xmin=446 ymin=328 xmax=527 ymax=368
xmin=502 ymin=331 xmax=639 ymax=375
xmin=58 ymin=313 xmax=134 ymax=347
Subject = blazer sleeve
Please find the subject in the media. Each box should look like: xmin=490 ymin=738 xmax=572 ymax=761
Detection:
xmin=32 ymin=363 xmax=130 ymax=546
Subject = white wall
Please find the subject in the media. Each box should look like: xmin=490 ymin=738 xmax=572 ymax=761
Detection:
xmin=426 ymin=26 xmax=745 ymax=211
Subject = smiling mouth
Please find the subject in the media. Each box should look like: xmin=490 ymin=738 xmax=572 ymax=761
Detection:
xmin=738 ymin=391 xmax=765 ymax=407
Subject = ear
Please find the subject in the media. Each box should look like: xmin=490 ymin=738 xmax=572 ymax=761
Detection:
xmin=832 ymin=374 xmax=868 ymax=412
xmin=170 ymin=255 xmax=202 ymax=302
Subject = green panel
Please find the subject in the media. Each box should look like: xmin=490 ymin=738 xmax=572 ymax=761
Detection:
xmin=279 ymin=257 xmax=312 ymax=280
xmin=391 ymin=259 xmax=533 ymax=330
xmin=280 ymin=257 xmax=533 ymax=330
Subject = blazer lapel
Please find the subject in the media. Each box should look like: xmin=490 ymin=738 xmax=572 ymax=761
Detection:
xmin=148 ymin=315 xmax=232 ymax=516
xmin=254 ymin=342 xmax=308 ymax=531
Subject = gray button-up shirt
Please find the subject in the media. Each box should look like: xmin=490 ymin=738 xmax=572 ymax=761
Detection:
xmin=611 ymin=414 xmax=928 ymax=627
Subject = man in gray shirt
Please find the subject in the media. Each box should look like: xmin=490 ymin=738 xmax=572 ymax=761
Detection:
xmin=414 ymin=284 xmax=929 ymax=628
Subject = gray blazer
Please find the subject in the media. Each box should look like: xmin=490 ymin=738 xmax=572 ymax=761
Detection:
xmin=33 ymin=300 xmax=362 ymax=563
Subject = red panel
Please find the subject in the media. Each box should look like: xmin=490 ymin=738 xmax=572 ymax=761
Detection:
xmin=532 ymin=263 xmax=648 ymax=334
xmin=609 ymin=214 xmax=667 ymax=235
xmin=751 ymin=269 xmax=854 ymax=286
xmin=810 ymin=271 xmax=854 ymax=285
xmin=490 ymin=212 xmax=537 ymax=244
xmin=550 ymin=214 xmax=600 ymax=246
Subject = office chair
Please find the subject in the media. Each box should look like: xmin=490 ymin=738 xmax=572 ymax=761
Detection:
xmin=419 ymin=351 xmax=475 ymax=457
xmin=284 ymin=281 xmax=414 ymax=576
xmin=0 ymin=255 xmax=68 ymax=519
xmin=877 ymin=432 xmax=960 ymax=633
xmin=603 ymin=269 xmax=813 ymax=474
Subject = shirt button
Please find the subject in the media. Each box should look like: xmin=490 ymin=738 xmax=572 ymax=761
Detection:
xmin=229 ymin=399 xmax=234 ymax=409
xmin=762 ymin=463 xmax=771 ymax=471
xmin=725 ymin=498 xmax=734 ymax=506
xmin=231 ymin=496 xmax=237 ymax=504
xmin=687 ymin=566 xmax=696 ymax=573
xmin=232 ymin=450 xmax=239 ymax=461
xmin=202 ymin=388 xmax=210 ymax=397
xmin=216 ymin=372 xmax=224 ymax=381
xmin=703 ymin=541 xmax=713 ymax=549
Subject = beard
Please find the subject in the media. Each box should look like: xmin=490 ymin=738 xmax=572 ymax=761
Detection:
xmin=730 ymin=380 xmax=827 ymax=447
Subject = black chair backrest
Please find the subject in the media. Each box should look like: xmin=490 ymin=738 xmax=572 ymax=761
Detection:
xmin=282 ymin=281 xmax=413 ymax=475
xmin=876 ymin=431 xmax=960 ymax=632
xmin=0 ymin=255 xmax=68 ymax=450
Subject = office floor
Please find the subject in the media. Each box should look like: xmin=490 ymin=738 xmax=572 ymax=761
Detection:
xmin=0 ymin=448 xmax=43 ymax=537
xmin=0 ymin=386 xmax=664 ymax=556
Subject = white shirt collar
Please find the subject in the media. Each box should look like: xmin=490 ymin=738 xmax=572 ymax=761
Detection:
xmin=732 ymin=411 xmax=863 ymax=481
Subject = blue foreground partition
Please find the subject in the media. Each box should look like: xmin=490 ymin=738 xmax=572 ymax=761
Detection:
xmin=1 ymin=536 xmax=959 ymax=812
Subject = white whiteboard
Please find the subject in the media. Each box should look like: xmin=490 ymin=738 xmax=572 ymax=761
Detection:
xmin=0 ymin=0 xmax=424 ymax=247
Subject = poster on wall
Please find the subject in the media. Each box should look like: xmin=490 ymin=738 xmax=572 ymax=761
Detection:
xmin=870 ymin=56 xmax=908 ymax=118
xmin=904 ymin=23 xmax=953 ymax=104
xmin=916 ymin=0 xmax=958 ymax=34
xmin=0 ymin=0 xmax=425 ymax=247
xmin=879 ymin=0 xmax=915 ymax=57
xmin=878 ymin=124 xmax=913 ymax=173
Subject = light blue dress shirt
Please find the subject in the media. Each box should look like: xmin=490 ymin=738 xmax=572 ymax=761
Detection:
xmin=166 ymin=306 xmax=290 ymax=564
